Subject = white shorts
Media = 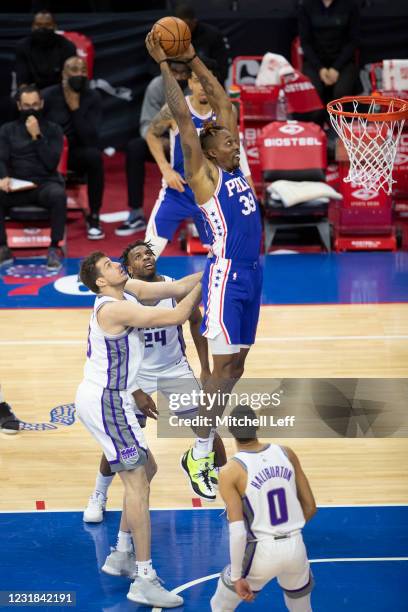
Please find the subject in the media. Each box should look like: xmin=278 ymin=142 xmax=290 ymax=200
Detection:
xmin=75 ymin=380 xmax=148 ymax=473
xmin=133 ymin=359 xmax=202 ymax=419
xmin=212 ymin=533 xmax=313 ymax=611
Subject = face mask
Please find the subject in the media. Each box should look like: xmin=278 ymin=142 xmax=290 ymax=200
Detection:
xmin=31 ymin=28 xmax=56 ymax=47
xmin=20 ymin=109 xmax=42 ymax=122
xmin=68 ymin=76 xmax=88 ymax=93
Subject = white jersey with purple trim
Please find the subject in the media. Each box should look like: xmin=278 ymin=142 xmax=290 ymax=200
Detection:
xmin=126 ymin=276 xmax=188 ymax=373
xmin=83 ymin=294 xmax=144 ymax=393
xmin=234 ymin=444 xmax=305 ymax=540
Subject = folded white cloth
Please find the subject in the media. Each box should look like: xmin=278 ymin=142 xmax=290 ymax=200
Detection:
xmin=255 ymin=52 xmax=294 ymax=86
xmin=267 ymin=180 xmax=342 ymax=207
xmin=382 ymin=59 xmax=408 ymax=91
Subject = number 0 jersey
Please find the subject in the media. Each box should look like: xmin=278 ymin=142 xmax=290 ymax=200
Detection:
xmin=234 ymin=444 xmax=305 ymax=540
xmin=200 ymin=166 xmax=262 ymax=261
xmin=83 ymin=294 xmax=144 ymax=392
xmin=126 ymin=276 xmax=188 ymax=374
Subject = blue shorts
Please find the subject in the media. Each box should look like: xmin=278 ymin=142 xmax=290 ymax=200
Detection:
xmin=201 ymin=257 xmax=263 ymax=346
xmin=148 ymin=184 xmax=209 ymax=244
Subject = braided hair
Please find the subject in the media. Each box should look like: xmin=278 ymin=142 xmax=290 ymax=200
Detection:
xmin=199 ymin=121 xmax=227 ymax=155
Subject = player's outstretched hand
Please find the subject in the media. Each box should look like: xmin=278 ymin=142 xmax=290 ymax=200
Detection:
xmin=234 ymin=578 xmax=255 ymax=602
xmin=162 ymin=167 xmax=186 ymax=192
xmin=132 ymin=389 xmax=159 ymax=420
xmin=145 ymin=30 xmax=167 ymax=64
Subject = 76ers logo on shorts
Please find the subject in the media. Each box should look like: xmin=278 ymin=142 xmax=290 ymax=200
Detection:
xmin=120 ymin=445 xmax=139 ymax=465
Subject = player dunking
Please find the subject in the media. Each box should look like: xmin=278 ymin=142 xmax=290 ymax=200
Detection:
xmin=145 ymin=33 xmax=263 ymax=490
xmin=211 ymin=405 xmax=316 ymax=612
xmin=76 ymin=251 xmax=201 ymax=608
xmin=144 ymin=60 xmax=254 ymax=258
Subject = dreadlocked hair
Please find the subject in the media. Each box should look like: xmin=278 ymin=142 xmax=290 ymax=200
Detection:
xmin=121 ymin=239 xmax=155 ymax=269
xmin=199 ymin=121 xmax=226 ymax=152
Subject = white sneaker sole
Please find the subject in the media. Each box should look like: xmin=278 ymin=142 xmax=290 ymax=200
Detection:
xmin=127 ymin=591 xmax=182 ymax=607
xmin=87 ymin=233 xmax=106 ymax=240
xmin=101 ymin=563 xmax=121 ymax=576
xmin=115 ymin=227 xmax=145 ymax=236
xmin=83 ymin=512 xmax=104 ymax=523
xmin=0 ymin=427 xmax=19 ymax=435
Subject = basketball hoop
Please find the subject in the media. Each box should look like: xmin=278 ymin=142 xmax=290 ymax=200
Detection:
xmin=327 ymin=95 xmax=408 ymax=194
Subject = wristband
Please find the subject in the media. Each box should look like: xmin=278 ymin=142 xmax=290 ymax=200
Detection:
xmin=185 ymin=54 xmax=197 ymax=63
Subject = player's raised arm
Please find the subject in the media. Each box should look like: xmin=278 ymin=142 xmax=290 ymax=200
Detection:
xmin=145 ymin=32 xmax=214 ymax=202
xmin=102 ymin=282 xmax=202 ymax=329
xmin=145 ymin=105 xmax=186 ymax=193
xmin=186 ymin=51 xmax=238 ymax=141
xmin=125 ymin=271 xmax=202 ymax=301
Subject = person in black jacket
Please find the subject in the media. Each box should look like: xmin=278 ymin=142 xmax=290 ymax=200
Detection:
xmin=298 ymin=0 xmax=360 ymax=106
xmin=175 ymin=2 xmax=230 ymax=84
xmin=43 ymin=56 xmax=105 ymax=240
xmin=15 ymin=10 xmax=77 ymax=90
xmin=0 ymin=86 xmax=66 ymax=270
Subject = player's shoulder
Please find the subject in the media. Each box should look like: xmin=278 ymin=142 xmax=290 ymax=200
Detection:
xmin=221 ymin=456 xmax=246 ymax=479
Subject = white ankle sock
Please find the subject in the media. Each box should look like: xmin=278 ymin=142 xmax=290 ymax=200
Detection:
xmin=95 ymin=472 xmax=114 ymax=497
xmin=116 ymin=530 xmax=133 ymax=552
xmin=136 ymin=559 xmax=154 ymax=578
xmin=192 ymin=438 xmax=210 ymax=459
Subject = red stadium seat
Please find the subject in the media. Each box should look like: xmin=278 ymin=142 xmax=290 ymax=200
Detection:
xmin=60 ymin=31 xmax=95 ymax=79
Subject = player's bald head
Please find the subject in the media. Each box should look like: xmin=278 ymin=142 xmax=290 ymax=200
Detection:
xmin=63 ymin=56 xmax=88 ymax=77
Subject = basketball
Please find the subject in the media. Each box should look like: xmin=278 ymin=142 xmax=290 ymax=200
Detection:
xmin=152 ymin=16 xmax=191 ymax=57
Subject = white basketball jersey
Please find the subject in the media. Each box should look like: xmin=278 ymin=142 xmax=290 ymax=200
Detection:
xmin=126 ymin=276 xmax=188 ymax=373
xmin=234 ymin=444 xmax=305 ymax=539
xmin=83 ymin=294 xmax=144 ymax=391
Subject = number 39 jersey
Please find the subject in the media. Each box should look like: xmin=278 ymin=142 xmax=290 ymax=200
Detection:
xmin=127 ymin=276 xmax=187 ymax=374
xmin=234 ymin=444 xmax=305 ymax=540
xmin=200 ymin=166 xmax=262 ymax=261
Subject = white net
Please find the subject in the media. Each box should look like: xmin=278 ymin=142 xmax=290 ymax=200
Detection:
xmin=328 ymin=98 xmax=406 ymax=194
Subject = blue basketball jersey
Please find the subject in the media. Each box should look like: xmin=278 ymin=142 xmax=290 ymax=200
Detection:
xmin=200 ymin=166 xmax=262 ymax=261
xmin=170 ymin=96 xmax=214 ymax=178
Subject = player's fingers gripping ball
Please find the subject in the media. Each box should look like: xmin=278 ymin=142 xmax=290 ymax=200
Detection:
xmin=152 ymin=16 xmax=191 ymax=57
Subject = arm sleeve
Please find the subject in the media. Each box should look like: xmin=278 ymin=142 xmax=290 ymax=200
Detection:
xmin=71 ymin=91 xmax=102 ymax=146
xmin=229 ymin=520 xmax=247 ymax=582
xmin=34 ymin=123 xmax=63 ymax=172
xmin=332 ymin=2 xmax=360 ymax=70
xmin=239 ymin=137 xmax=251 ymax=178
xmin=15 ymin=42 xmax=32 ymax=86
xmin=298 ymin=2 xmax=323 ymax=70
xmin=0 ymin=126 xmax=10 ymax=178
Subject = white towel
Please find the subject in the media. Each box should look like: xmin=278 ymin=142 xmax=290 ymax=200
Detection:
xmin=267 ymin=180 xmax=342 ymax=207
xmin=382 ymin=60 xmax=408 ymax=92
xmin=255 ymin=52 xmax=294 ymax=86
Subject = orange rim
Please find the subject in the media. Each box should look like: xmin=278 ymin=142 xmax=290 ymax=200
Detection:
xmin=327 ymin=95 xmax=408 ymax=122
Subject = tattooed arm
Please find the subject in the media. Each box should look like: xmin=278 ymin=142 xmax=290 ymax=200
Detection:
xmin=146 ymin=105 xmax=186 ymax=192
xmin=145 ymin=31 xmax=215 ymax=204
xmin=187 ymin=50 xmax=238 ymax=140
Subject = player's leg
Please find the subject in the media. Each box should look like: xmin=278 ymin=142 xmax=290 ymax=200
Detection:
xmin=144 ymin=186 xmax=185 ymax=258
xmin=277 ymin=535 xmax=314 ymax=612
xmin=210 ymin=574 xmax=242 ymax=612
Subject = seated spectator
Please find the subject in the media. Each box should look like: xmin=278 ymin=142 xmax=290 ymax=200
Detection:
xmin=0 ymin=85 xmax=66 ymax=270
xmin=43 ymin=56 xmax=105 ymax=239
xmin=175 ymin=1 xmax=230 ymax=83
xmin=0 ymin=384 xmax=20 ymax=435
xmin=298 ymin=0 xmax=360 ymax=106
xmin=115 ymin=61 xmax=191 ymax=237
xmin=16 ymin=10 xmax=77 ymax=90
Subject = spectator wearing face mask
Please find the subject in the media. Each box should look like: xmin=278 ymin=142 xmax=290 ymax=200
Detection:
xmin=43 ymin=56 xmax=105 ymax=240
xmin=0 ymin=85 xmax=66 ymax=270
xmin=15 ymin=10 xmax=77 ymax=90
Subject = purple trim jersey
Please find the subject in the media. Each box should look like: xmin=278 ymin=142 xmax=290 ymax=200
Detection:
xmin=83 ymin=295 xmax=144 ymax=393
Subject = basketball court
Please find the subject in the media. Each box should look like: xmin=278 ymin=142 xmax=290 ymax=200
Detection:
xmin=1 ymin=252 xmax=408 ymax=610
